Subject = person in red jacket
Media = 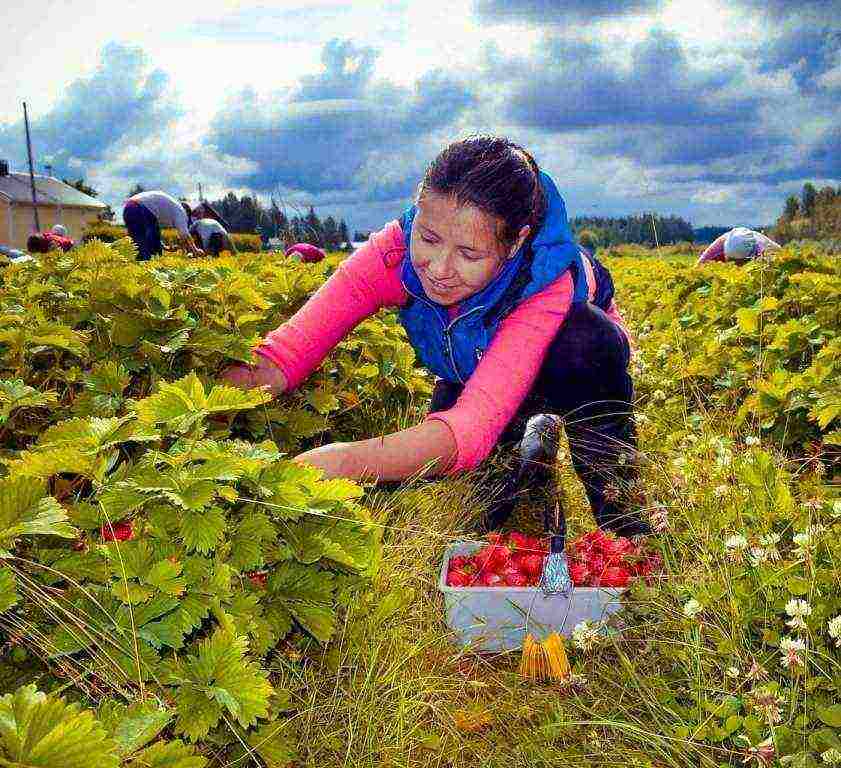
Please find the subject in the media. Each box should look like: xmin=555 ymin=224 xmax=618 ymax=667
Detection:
xmin=286 ymin=243 xmax=326 ymax=263
xmin=26 ymin=227 xmax=74 ymax=253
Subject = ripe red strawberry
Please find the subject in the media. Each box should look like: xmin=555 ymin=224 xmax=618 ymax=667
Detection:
xmin=474 ymin=544 xmax=511 ymax=573
xmin=450 ymin=555 xmax=471 ymax=570
xmin=486 ymin=532 xmax=506 ymax=546
xmin=100 ymin=521 xmax=133 ymax=542
xmin=569 ymin=562 xmax=590 ymax=586
xmin=508 ymin=532 xmax=542 ymax=554
xmin=480 ymin=572 xmax=502 ymax=587
xmin=247 ymin=572 xmax=268 ymax=588
xmin=504 ymin=570 xmax=528 ymax=587
xmin=446 ymin=569 xmax=471 ymax=587
xmin=602 ymin=536 xmax=634 ymax=564
xmin=595 ymin=566 xmax=631 ymax=588
xmin=519 ymin=553 xmax=545 ymax=578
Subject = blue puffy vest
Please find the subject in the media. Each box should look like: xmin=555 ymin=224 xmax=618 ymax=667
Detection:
xmin=397 ymin=171 xmax=611 ymax=384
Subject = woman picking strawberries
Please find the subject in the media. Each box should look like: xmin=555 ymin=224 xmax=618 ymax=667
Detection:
xmin=224 ymin=135 xmax=651 ymax=538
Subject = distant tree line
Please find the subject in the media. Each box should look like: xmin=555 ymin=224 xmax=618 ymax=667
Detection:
xmin=62 ymin=177 xmax=115 ymax=222
xmin=201 ymin=193 xmax=352 ymax=251
xmin=774 ymin=182 xmax=841 ymax=243
xmin=571 ymin=213 xmax=695 ymax=250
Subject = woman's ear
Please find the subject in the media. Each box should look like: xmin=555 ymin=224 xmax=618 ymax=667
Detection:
xmin=509 ymin=224 xmax=531 ymax=258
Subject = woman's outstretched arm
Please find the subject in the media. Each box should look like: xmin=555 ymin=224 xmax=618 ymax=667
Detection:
xmin=293 ymin=419 xmax=458 ymax=481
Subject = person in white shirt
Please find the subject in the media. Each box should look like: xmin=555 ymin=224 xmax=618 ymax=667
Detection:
xmin=696 ymin=227 xmax=781 ymax=265
xmin=122 ymin=190 xmax=205 ymax=260
xmin=190 ymin=218 xmax=237 ymax=256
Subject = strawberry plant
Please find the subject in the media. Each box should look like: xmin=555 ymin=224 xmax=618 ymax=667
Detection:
xmin=0 ymin=241 xmax=432 ymax=763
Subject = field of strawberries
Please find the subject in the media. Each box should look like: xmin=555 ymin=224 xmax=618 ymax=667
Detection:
xmin=0 ymin=238 xmax=839 ymax=768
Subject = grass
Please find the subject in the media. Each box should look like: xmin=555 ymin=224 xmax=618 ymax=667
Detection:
xmin=259 ymin=397 xmax=760 ymax=767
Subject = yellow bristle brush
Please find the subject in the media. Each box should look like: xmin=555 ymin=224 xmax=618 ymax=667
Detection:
xmin=520 ymin=496 xmax=572 ymax=682
xmin=519 ymin=631 xmax=570 ymax=681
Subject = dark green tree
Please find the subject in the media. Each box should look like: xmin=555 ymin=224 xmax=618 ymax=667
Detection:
xmin=802 ymin=183 xmax=817 ymax=217
xmin=62 ymin=177 xmax=98 ymax=197
xmin=783 ymin=195 xmax=801 ymax=220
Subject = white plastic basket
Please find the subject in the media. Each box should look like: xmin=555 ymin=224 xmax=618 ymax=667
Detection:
xmin=437 ymin=540 xmax=626 ymax=652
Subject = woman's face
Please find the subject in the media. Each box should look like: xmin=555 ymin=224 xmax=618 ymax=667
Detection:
xmin=410 ymin=191 xmax=530 ymax=306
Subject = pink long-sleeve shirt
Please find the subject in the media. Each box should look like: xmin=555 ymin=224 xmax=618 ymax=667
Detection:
xmin=256 ymin=220 xmax=632 ymax=475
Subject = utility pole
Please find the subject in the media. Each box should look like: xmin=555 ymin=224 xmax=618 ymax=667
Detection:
xmin=198 ymin=182 xmax=203 ymax=202
xmin=23 ymin=102 xmax=41 ymax=232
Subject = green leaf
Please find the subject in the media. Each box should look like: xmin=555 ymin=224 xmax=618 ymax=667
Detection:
xmin=205 ymin=384 xmax=272 ymax=413
xmin=0 ymin=476 xmax=76 ymax=552
xmin=0 ymin=566 xmax=19 ymax=612
xmin=143 ymin=560 xmax=187 ymax=596
xmin=0 ymin=380 xmax=58 ymax=425
xmin=229 ymin=514 xmax=275 ymax=571
xmin=97 ymin=699 xmax=172 ymax=757
xmin=163 ymin=630 xmax=273 ymax=739
xmin=180 ymin=507 xmax=226 ymax=554
xmin=817 ymin=704 xmax=841 ymax=728
xmin=4 ymin=446 xmax=98 ymax=480
xmin=308 ymin=477 xmax=365 ymax=507
xmin=267 ymin=563 xmax=336 ymax=643
xmin=786 ymin=576 xmax=811 ymax=595
xmin=125 ymin=739 xmax=208 ymax=768
xmin=112 ymin=581 xmax=154 ymax=605
xmin=163 ymin=479 xmax=216 ymax=511
xmin=0 ymin=684 xmax=119 ymax=768
xmin=306 ymin=387 xmax=339 ymax=414
xmin=168 ymin=687 xmax=221 ymax=743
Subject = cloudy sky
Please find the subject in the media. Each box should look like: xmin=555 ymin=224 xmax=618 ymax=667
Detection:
xmin=1 ymin=0 xmax=839 ymax=233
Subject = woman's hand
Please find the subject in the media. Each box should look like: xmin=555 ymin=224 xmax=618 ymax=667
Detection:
xmin=291 ymin=443 xmax=352 ymax=479
xmin=290 ymin=421 xmax=458 ymax=482
xmin=221 ymin=355 xmax=288 ymax=396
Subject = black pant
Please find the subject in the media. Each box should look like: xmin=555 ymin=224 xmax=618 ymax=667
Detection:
xmin=123 ymin=202 xmax=161 ymax=261
xmin=430 ymin=302 xmax=643 ymax=534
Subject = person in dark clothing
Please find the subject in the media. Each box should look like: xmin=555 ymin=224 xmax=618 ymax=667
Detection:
xmin=427 ymin=298 xmax=644 ymax=536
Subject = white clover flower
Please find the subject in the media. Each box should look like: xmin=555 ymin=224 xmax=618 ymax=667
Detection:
xmin=823 ymin=748 xmax=841 ymax=765
xmin=715 ymin=449 xmax=733 ymax=468
xmin=652 ymin=389 xmax=666 ymax=402
xmin=745 ymin=435 xmax=760 ymax=446
xmin=714 ymin=484 xmax=729 ymax=498
xmin=785 ymin=599 xmax=812 ymax=630
xmin=779 ymin=636 xmax=806 ymax=669
xmin=650 ymin=503 xmax=670 ymax=533
xmin=725 ymin=534 xmax=749 ymax=551
xmin=683 ymin=599 xmax=703 ymax=619
xmin=635 ymin=413 xmax=650 ymax=426
xmin=726 ymin=666 xmax=740 ymax=679
xmin=828 ymin=616 xmax=841 ymax=647
xmin=748 ymin=547 xmax=769 ymax=566
xmin=572 ymin=620 xmax=602 ymax=652
xmin=759 ymin=533 xmax=781 ymax=547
